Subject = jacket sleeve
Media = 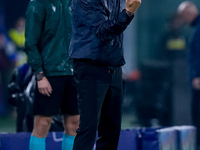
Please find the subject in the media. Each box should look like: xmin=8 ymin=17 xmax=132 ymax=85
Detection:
xmin=72 ymin=0 xmax=134 ymax=42
xmin=188 ymin=27 xmax=200 ymax=79
xmin=24 ymin=1 xmax=45 ymax=74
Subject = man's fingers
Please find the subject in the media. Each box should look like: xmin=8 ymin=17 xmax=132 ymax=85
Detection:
xmin=39 ymin=88 xmax=45 ymax=95
xmin=45 ymin=87 xmax=52 ymax=97
xmin=126 ymin=0 xmax=141 ymax=13
xmin=39 ymin=87 xmax=52 ymax=97
xmin=46 ymin=87 xmax=53 ymax=96
xmin=127 ymin=0 xmax=141 ymax=5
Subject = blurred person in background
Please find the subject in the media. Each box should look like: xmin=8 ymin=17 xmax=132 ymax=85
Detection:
xmin=8 ymin=17 xmax=25 ymax=51
xmin=24 ymin=0 xmax=79 ymax=150
xmin=9 ymin=17 xmax=27 ymax=67
xmin=0 ymin=28 xmax=16 ymax=66
xmin=0 ymin=27 xmax=16 ymax=114
xmin=178 ymin=1 xmax=200 ymax=148
xmin=161 ymin=13 xmax=186 ymax=59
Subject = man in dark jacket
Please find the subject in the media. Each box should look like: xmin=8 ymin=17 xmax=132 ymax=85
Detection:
xmin=24 ymin=0 xmax=79 ymax=150
xmin=178 ymin=1 xmax=200 ymax=148
xmin=69 ymin=0 xmax=141 ymax=149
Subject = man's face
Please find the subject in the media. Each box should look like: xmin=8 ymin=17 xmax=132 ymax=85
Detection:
xmin=16 ymin=18 xmax=25 ymax=32
xmin=179 ymin=11 xmax=193 ymax=25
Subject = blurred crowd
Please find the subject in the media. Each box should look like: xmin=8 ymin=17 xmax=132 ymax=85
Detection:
xmin=0 ymin=16 xmax=27 ymax=115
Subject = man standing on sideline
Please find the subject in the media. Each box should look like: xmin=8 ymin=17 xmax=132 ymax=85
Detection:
xmin=69 ymin=0 xmax=141 ymax=149
xmin=178 ymin=1 xmax=200 ymax=148
xmin=24 ymin=0 xmax=79 ymax=150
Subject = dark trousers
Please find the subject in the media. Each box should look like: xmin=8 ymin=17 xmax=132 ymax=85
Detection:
xmin=73 ymin=60 xmax=123 ymax=150
xmin=192 ymin=89 xmax=200 ymax=146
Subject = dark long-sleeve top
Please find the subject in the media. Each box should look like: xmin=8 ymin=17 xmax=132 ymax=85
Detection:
xmin=188 ymin=15 xmax=200 ymax=80
xmin=69 ymin=0 xmax=134 ymax=67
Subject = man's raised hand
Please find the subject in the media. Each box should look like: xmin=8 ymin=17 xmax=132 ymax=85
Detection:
xmin=126 ymin=0 xmax=141 ymax=13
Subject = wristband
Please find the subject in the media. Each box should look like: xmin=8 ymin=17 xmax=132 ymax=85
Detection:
xmin=35 ymin=72 xmax=44 ymax=81
xmin=126 ymin=10 xmax=134 ymax=17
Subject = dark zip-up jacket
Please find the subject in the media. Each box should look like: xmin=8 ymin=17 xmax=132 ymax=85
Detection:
xmin=24 ymin=0 xmax=73 ymax=76
xmin=69 ymin=0 xmax=134 ymax=67
xmin=188 ymin=15 xmax=200 ymax=80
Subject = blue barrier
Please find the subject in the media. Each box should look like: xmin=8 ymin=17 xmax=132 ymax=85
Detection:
xmin=0 ymin=130 xmax=140 ymax=150
xmin=0 ymin=132 xmax=63 ymax=150
xmin=0 ymin=126 xmax=197 ymax=150
xmin=174 ymin=126 xmax=196 ymax=150
xmin=117 ymin=129 xmax=139 ymax=150
xmin=140 ymin=127 xmax=177 ymax=150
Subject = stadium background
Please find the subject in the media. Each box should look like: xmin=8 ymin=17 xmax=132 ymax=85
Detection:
xmin=0 ymin=0 xmax=200 ymax=133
